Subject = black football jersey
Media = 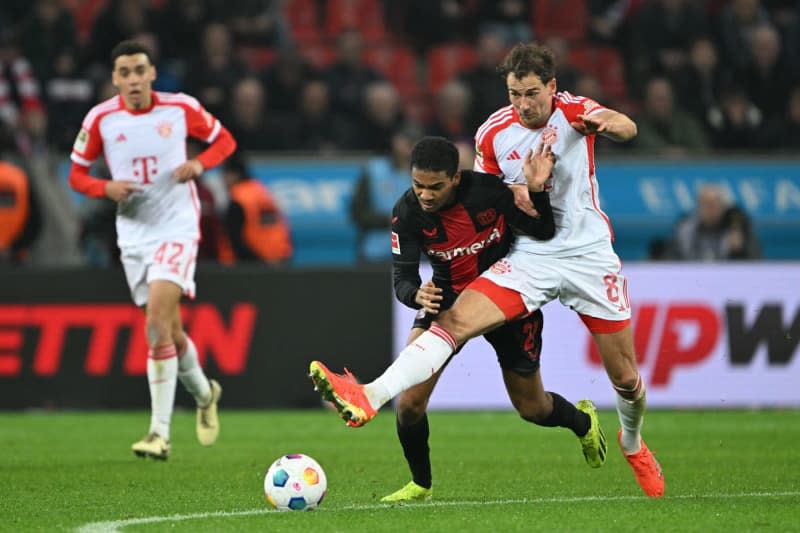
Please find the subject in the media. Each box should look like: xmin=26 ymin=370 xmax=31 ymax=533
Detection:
xmin=391 ymin=170 xmax=553 ymax=310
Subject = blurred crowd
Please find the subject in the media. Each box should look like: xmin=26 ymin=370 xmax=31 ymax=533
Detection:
xmin=0 ymin=0 xmax=798 ymax=265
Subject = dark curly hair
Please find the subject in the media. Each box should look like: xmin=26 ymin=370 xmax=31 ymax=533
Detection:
xmin=410 ymin=136 xmax=459 ymax=177
xmin=496 ymin=43 xmax=555 ymax=83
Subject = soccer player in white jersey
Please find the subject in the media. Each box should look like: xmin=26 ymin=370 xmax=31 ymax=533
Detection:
xmin=68 ymin=40 xmax=237 ymax=460
xmin=309 ymin=43 xmax=664 ymax=498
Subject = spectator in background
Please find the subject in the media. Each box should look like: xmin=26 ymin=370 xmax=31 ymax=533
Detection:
xmin=762 ymin=83 xmax=800 ymax=150
xmin=221 ymin=152 xmax=292 ymax=263
xmin=184 ymin=22 xmax=248 ymax=119
xmin=324 ymin=29 xmax=382 ymax=118
xmin=43 ymin=49 xmax=94 ymax=151
xmin=226 ymin=0 xmax=292 ymax=49
xmin=427 ymin=80 xmax=472 ymax=144
xmin=16 ymin=0 xmax=78 ymax=83
xmin=401 ymin=0 xmax=475 ymax=54
xmin=459 ymin=31 xmax=510 ymax=132
xmin=262 ymin=48 xmax=315 ymax=114
xmin=226 ymin=77 xmax=285 ymax=151
xmin=84 ymin=0 xmax=153 ymax=70
xmin=0 ymin=122 xmax=41 ymax=264
xmin=587 ymin=0 xmax=631 ymax=46
xmin=736 ymin=23 xmax=792 ymax=121
xmin=349 ymin=80 xmax=405 ymax=152
xmin=707 ymin=85 xmax=764 ymax=150
xmin=475 ymin=0 xmax=532 ymax=45
xmin=351 ymin=125 xmax=420 ymax=261
xmin=634 ymin=76 xmax=709 ymax=156
xmin=715 ymin=0 xmax=771 ymax=73
xmin=286 ymin=78 xmax=354 ymax=153
xmin=628 ymin=0 xmax=707 ymax=96
xmin=543 ymin=36 xmax=580 ymax=94
xmin=0 ymin=31 xmax=47 ymax=156
xmin=155 ymin=0 xmax=218 ymax=63
xmin=670 ymin=36 xmax=731 ymax=135
xmin=668 ymin=184 xmax=761 ymax=261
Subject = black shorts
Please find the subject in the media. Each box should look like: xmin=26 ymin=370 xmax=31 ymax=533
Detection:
xmin=412 ymin=308 xmax=543 ymax=375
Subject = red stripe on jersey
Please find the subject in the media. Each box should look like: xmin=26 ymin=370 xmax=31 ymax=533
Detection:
xmin=584 ymin=136 xmax=614 ymax=240
xmin=82 ymin=95 xmax=122 ymax=129
xmin=475 ymin=105 xmax=514 ymax=144
xmin=579 ymin=314 xmax=630 ymax=334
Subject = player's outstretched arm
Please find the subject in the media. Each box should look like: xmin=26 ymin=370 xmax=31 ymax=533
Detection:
xmin=571 ymin=109 xmax=637 ymax=142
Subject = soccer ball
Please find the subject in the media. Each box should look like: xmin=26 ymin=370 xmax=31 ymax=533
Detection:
xmin=264 ymin=454 xmax=327 ymax=511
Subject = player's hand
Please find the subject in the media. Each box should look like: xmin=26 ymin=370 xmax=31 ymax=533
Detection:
xmin=509 ymin=184 xmax=539 ymax=218
xmin=415 ymin=280 xmax=443 ymax=314
xmin=570 ymin=113 xmax=608 ymax=136
xmin=104 ymin=180 xmax=142 ymax=202
xmin=173 ymin=159 xmax=204 ymax=183
xmin=522 ymin=142 xmax=555 ymax=192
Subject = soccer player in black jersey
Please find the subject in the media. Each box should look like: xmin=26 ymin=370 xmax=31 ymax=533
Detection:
xmin=375 ymin=136 xmax=607 ymax=501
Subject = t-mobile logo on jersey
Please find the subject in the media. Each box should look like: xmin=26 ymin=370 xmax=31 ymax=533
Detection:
xmin=132 ymin=156 xmax=158 ymax=184
xmin=427 ymin=227 xmax=502 ymax=261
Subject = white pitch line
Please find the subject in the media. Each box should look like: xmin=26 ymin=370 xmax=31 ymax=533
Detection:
xmin=76 ymin=491 xmax=800 ymax=533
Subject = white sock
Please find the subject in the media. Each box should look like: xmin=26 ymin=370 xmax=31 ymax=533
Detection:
xmin=364 ymin=325 xmax=456 ymax=410
xmin=615 ymin=375 xmax=646 ymax=454
xmin=147 ymin=344 xmax=178 ymax=440
xmin=178 ymin=335 xmax=212 ymax=406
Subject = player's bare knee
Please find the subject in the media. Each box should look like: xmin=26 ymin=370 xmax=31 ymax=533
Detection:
xmin=145 ymin=315 xmax=172 ymax=347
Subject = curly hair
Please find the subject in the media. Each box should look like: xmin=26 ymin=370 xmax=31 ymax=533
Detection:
xmin=410 ymin=136 xmax=459 ymax=177
xmin=496 ymin=43 xmax=555 ymax=83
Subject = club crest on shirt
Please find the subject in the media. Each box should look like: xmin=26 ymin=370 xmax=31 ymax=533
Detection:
xmin=156 ymin=121 xmax=173 ymax=138
xmin=490 ymin=258 xmax=512 ymax=275
xmin=541 ymin=125 xmax=558 ymax=146
xmin=73 ymin=128 xmax=89 ymax=152
xmin=476 ymin=208 xmax=496 ymax=226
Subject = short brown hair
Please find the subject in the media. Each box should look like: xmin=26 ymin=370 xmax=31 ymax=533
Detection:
xmin=496 ymin=43 xmax=555 ymax=83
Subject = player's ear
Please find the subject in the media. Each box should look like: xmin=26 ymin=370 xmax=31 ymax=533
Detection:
xmin=452 ymin=170 xmax=461 ymax=186
xmin=548 ymin=78 xmax=557 ymax=95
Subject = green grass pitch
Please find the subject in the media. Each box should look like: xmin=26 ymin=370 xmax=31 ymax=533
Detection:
xmin=1 ymin=409 xmax=798 ymax=532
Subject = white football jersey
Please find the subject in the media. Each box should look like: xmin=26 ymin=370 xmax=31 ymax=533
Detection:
xmin=71 ymin=92 xmax=222 ymax=247
xmin=474 ymin=92 xmax=614 ymax=257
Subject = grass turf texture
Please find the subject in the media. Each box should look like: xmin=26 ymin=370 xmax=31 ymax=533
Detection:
xmin=1 ymin=409 xmax=797 ymax=532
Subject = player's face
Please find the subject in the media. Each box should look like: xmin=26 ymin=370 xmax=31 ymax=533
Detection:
xmin=112 ymin=53 xmax=156 ymax=110
xmin=411 ymin=168 xmax=461 ymax=213
xmin=506 ymin=72 xmax=556 ymax=129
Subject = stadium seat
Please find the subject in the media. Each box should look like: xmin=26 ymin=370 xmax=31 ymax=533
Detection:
xmin=325 ymin=0 xmax=387 ymax=42
xmin=297 ymin=40 xmax=336 ymax=70
xmin=532 ymin=0 xmax=588 ymax=42
xmin=62 ymin=0 xmax=108 ymax=43
xmin=285 ymin=0 xmax=322 ymax=43
xmin=426 ymin=43 xmax=478 ymax=95
xmin=238 ymin=46 xmax=278 ymax=72
xmin=569 ymin=46 xmax=628 ymax=99
xmin=364 ymin=44 xmax=420 ymax=98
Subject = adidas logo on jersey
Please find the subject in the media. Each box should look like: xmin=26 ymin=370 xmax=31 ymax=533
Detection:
xmin=115 ymin=133 xmax=127 ymax=142
xmin=506 ymin=150 xmax=521 ymax=160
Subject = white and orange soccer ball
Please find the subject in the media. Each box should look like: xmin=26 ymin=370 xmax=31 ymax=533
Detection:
xmin=264 ymin=454 xmax=327 ymax=511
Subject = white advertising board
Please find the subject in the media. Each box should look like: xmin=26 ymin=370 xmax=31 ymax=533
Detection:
xmin=392 ymin=263 xmax=800 ymax=409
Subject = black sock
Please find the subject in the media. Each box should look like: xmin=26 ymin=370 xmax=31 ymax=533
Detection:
xmin=538 ymin=392 xmax=591 ymax=437
xmin=396 ymin=413 xmax=432 ymax=489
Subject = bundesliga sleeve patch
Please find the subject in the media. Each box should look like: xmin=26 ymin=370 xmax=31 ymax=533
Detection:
xmin=391 ymin=231 xmax=401 ymax=255
xmin=73 ymin=128 xmax=89 ymax=153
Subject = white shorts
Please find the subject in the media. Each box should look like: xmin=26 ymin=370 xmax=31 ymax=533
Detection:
xmin=120 ymin=238 xmax=199 ymax=307
xmin=480 ymin=244 xmax=631 ymax=321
